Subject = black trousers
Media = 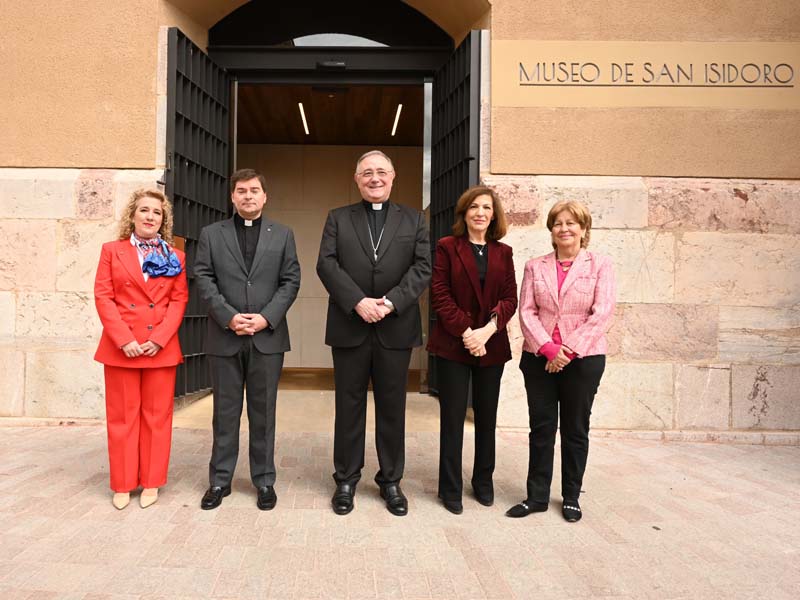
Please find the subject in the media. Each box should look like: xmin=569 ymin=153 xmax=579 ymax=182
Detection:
xmin=207 ymin=339 xmax=284 ymax=488
xmin=437 ymin=357 xmax=504 ymax=501
xmin=332 ymin=330 xmax=412 ymax=487
xmin=519 ymin=351 xmax=605 ymax=502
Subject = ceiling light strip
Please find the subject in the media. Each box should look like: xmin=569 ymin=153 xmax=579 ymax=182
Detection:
xmin=298 ymin=102 xmax=310 ymax=135
xmin=391 ymin=104 xmax=403 ymax=136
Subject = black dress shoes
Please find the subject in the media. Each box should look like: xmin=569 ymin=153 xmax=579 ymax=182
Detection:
xmin=380 ymin=484 xmax=408 ymax=516
xmin=442 ymin=498 xmax=463 ymax=515
xmin=331 ymin=482 xmax=356 ymax=515
xmin=257 ymin=486 xmax=277 ymax=511
xmin=200 ymin=485 xmax=231 ymax=510
xmin=505 ymin=499 xmax=549 ymax=518
xmin=562 ymin=498 xmax=582 ymax=522
xmin=473 ymin=489 xmax=494 ymax=507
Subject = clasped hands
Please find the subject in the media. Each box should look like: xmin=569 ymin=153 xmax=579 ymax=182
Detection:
xmin=355 ymin=297 xmax=392 ymax=324
xmin=462 ymin=322 xmax=497 ymax=357
xmin=545 ymin=346 xmax=573 ymax=373
xmin=121 ymin=340 xmax=161 ymax=358
xmin=228 ymin=313 xmax=269 ymax=336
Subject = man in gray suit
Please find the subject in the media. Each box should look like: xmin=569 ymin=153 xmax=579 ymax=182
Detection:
xmin=195 ymin=168 xmax=300 ymax=510
xmin=317 ymin=150 xmax=431 ymax=516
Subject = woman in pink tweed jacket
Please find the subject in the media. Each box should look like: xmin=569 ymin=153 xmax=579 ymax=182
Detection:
xmin=506 ymin=200 xmax=616 ymax=523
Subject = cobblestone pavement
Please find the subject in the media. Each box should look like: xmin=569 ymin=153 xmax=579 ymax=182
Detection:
xmin=1 ymin=424 xmax=798 ymax=599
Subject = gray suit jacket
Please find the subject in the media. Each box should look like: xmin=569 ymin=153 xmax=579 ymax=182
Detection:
xmin=195 ymin=216 xmax=301 ymax=356
xmin=316 ymin=201 xmax=431 ymax=349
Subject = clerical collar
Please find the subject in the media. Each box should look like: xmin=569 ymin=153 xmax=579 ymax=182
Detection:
xmin=234 ymin=213 xmax=262 ymax=227
xmin=362 ymin=199 xmax=388 ymax=211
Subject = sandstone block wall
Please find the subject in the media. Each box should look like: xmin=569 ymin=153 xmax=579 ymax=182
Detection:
xmin=484 ymin=175 xmax=800 ymax=442
xmin=0 ymin=168 xmax=162 ymax=418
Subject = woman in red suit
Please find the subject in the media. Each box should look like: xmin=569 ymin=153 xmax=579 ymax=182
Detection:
xmin=507 ymin=200 xmax=616 ymax=522
xmin=427 ymin=186 xmax=518 ymax=514
xmin=94 ymin=189 xmax=188 ymax=509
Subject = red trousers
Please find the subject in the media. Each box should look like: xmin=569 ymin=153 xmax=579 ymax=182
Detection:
xmin=103 ymin=365 xmax=177 ymax=492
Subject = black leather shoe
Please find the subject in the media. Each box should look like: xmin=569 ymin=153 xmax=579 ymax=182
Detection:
xmin=257 ymin=486 xmax=277 ymax=511
xmin=379 ymin=484 xmax=408 ymax=516
xmin=442 ymin=498 xmax=463 ymax=515
xmin=201 ymin=485 xmax=231 ymax=510
xmin=505 ymin=499 xmax=549 ymax=518
xmin=331 ymin=483 xmax=356 ymax=515
xmin=562 ymin=499 xmax=582 ymax=522
xmin=473 ymin=488 xmax=494 ymax=507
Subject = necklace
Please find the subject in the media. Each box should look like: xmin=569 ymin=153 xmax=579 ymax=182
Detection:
xmin=368 ymin=224 xmax=385 ymax=261
xmin=471 ymin=242 xmax=486 ymax=256
xmin=557 ymin=260 xmax=573 ymax=272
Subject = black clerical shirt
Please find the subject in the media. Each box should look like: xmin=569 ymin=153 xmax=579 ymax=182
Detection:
xmin=234 ymin=213 xmax=262 ymax=272
xmin=362 ymin=199 xmax=388 ymax=256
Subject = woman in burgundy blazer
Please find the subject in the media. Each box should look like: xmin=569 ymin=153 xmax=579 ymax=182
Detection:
xmin=94 ymin=189 xmax=188 ymax=510
xmin=427 ymin=186 xmax=518 ymax=514
xmin=507 ymin=200 xmax=616 ymax=523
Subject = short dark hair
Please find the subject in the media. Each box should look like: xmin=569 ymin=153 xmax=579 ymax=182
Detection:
xmin=452 ymin=186 xmax=508 ymax=241
xmin=230 ymin=168 xmax=267 ymax=194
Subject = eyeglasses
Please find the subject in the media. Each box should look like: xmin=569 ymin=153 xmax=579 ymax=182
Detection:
xmin=356 ymin=169 xmax=393 ymax=180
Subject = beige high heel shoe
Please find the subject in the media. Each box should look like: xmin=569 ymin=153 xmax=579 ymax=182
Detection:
xmin=112 ymin=492 xmax=130 ymax=510
xmin=140 ymin=488 xmax=159 ymax=508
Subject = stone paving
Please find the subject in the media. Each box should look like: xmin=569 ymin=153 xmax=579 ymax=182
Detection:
xmin=1 ymin=423 xmax=799 ymax=599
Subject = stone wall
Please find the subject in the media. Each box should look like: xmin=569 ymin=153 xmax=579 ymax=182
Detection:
xmin=0 ymin=168 xmax=162 ymax=418
xmin=484 ymin=175 xmax=800 ymax=443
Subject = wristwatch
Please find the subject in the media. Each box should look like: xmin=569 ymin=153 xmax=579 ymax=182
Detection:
xmin=383 ymin=297 xmax=395 ymax=312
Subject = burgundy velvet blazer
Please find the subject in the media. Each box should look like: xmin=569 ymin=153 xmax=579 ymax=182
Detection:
xmin=426 ymin=235 xmax=518 ymax=366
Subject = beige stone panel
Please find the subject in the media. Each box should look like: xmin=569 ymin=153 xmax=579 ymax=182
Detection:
xmin=732 ymin=365 xmax=800 ymax=430
xmin=591 ymin=230 xmax=675 ymax=304
xmin=283 ymin=306 xmax=300 ymax=368
xmin=304 ymin=146 xmax=355 ymax=210
xmin=0 ymin=220 xmax=57 ymax=291
xmin=491 ymin=107 xmax=800 ymax=179
xmin=0 ymin=292 xmax=14 ymax=339
xmin=648 ymin=178 xmax=800 ymax=233
xmin=0 ymin=346 xmax=25 ymax=416
xmin=266 ymin=209 xmax=327 ymax=300
xmin=502 ymin=226 xmax=554 ymax=289
xmin=15 ymin=292 xmax=100 ymax=341
xmin=676 ymin=233 xmax=800 ymax=307
xmin=2 ymin=0 xmax=158 ymax=168
xmin=25 ymin=347 xmax=105 ymax=418
xmin=675 ymin=365 xmax=731 ymax=430
xmin=113 ymin=170 xmax=163 ymax=220
xmin=593 ymin=362 xmax=674 ymax=430
xmin=298 ymin=297 xmax=332 ymax=369
xmin=390 ymin=147 xmax=424 ymax=209
xmin=497 ymin=366 xmax=528 ymax=430
xmin=536 ymin=176 xmax=649 ymax=229
xmin=719 ymin=306 xmax=800 ymax=364
xmin=481 ymin=175 xmax=542 ymax=226
xmin=57 ymin=221 xmax=118 ymax=293
xmin=492 ymin=1 xmax=800 ymax=41
xmin=0 ymin=169 xmax=79 ymax=219
xmin=158 ymin=1 xmax=209 ymax=50
xmin=615 ymin=304 xmax=718 ymax=361
xmin=237 ymin=145 xmax=304 ymax=212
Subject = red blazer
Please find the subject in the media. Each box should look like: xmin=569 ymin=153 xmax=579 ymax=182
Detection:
xmin=94 ymin=239 xmax=188 ymax=368
xmin=427 ymin=236 xmax=518 ymax=366
xmin=518 ymin=250 xmax=616 ymax=358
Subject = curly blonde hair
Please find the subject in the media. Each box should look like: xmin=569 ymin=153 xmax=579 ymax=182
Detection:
xmin=546 ymin=200 xmax=592 ymax=250
xmin=117 ymin=189 xmax=174 ymax=244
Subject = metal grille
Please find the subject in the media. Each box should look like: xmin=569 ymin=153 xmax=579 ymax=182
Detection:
xmin=428 ymin=31 xmax=481 ymax=394
xmin=165 ymin=28 xmax=232 ymax=399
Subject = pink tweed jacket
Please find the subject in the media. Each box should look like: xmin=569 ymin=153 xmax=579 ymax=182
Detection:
xmin=518 ymin=249 xmax=616 ymax=358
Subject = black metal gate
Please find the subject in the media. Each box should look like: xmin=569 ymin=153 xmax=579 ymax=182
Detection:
xmin=165 ymin=28 xmax=232 ymax=399
xmin=428 ymin=31 xmax=481 ymax=394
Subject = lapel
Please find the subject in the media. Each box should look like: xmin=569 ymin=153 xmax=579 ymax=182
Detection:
xmin=375 ymin=202 xmax=402 ymax=263
xmin=248 ymin=217 xmax=275 ymax=274
xmin=116 ymin=240 xmax=153 ymax=299
xmin=558 ymin=249 xmax=590 ymax=297
xmin=540 ymin=252 xmax=559 ymax=305
xmin=220 ymin=218 xmax=247 ymax=274
xmin=455 ymin=236 xmax=484 ymax=308
xmin=349 ymin=203 xmax=376 ymax=263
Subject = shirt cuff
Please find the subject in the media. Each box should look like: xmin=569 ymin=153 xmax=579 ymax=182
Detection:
xmin=538 ymin=342 xmax=560 ymax=361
